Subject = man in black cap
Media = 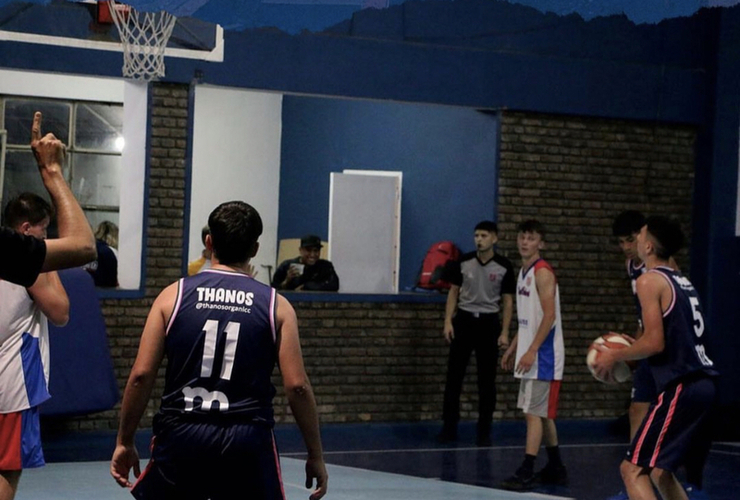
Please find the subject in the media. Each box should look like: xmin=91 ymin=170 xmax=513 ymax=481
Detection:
xmin=271 ymin=235 xmax=339 ymax=291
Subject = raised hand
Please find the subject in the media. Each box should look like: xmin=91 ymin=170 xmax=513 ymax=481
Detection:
xmin=30 ymin=112 xmax=66 ymax=171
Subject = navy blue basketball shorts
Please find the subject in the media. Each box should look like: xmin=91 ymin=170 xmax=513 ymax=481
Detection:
xmin=132 ymin=417 xmax=285 ymax=500
xmin=626 ymin=375 xmax=715 ymax=473
xmin=631 ymin=359 xmax=658 ymax=403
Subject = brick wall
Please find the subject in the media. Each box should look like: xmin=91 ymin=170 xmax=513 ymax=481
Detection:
xmin=273 ymin=301 xmax=449 ymax=424
xmin=41 ymin=91 xmax=695 ymax=432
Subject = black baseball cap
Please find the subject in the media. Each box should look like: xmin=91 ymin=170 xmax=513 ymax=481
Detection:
xmin=300 ymin=234 xmax=323 ymax=249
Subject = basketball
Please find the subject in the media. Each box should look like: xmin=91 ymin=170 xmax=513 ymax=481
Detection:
xmin=586 ymin=334 xmax=632 ymax=384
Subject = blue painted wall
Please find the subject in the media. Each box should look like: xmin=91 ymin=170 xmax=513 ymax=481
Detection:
xmin=0 ymin=2 xmax=711 ymax=123
xmin=278 ymin=95 xmax=499 ymax=288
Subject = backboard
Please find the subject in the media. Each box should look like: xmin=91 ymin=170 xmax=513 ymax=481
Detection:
xmin=0 ymin=0 xmax=223 ymax=62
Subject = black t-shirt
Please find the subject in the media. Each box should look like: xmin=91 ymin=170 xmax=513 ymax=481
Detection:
xmin=0 ymin=227 xmax=46 ymax=287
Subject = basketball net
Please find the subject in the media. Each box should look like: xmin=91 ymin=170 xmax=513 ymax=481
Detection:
xmin=107 ymin=0 xmax=177 ymax=81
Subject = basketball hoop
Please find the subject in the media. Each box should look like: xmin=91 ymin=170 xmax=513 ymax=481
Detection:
xmin=105 ymin=0 xmax=177 ymax=81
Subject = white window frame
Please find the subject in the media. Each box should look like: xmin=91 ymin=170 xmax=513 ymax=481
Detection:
xmin=0 ymin=69 xmax=146 ymax=292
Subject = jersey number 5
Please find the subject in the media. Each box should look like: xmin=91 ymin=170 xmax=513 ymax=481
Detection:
xmin=689 ymin=297 xmax=705 ymax=338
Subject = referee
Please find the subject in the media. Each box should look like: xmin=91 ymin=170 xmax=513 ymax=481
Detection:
xmin=437 ymin=221 xmax=515 ymax=446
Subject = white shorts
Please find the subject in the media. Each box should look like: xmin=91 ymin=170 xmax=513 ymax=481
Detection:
xmin=517 ymin=379 xmax=562 ymax=419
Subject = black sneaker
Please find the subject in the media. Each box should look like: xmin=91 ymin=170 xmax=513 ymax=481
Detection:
xmin=535 ymin=464 xmax=568 ymax=486
xmin=435 ymin=428 xmax=457 ymax=444
xmin=499 ymin=469 xmax=537 ymax=491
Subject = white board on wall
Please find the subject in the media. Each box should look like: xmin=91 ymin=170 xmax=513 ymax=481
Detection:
xmin=328 ymin=170 xmax=402 ymax=294
xmin=190 ymin=86 xmax=282 ymax=284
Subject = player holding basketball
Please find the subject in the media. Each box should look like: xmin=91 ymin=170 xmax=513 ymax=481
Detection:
xmin=500 ymin=220 xmax=567 ymax=490
xmin=110 ymin=201 xmax=327 ymax=500
xmin=608 ymin=211 xmax=706 ymax=500
xmin=593 ymin=216 xmax=718 ymax=500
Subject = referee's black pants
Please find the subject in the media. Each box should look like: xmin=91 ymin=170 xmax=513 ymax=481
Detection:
xmin=442 ymin=309 xmax=500 ymax=438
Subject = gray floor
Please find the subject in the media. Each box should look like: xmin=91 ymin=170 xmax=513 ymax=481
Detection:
xmin=24 ymin=420 xmax=738 ymax=499
xmin=16 ymin=458 xmax=574 ymax=500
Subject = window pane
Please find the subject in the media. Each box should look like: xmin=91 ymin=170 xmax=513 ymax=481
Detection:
xmin=75 ymin=103 xmax=124 ymax=152
xmin=70 ymin=153 xmax=120 ymax=207
xmin=1 ymin=151 xmax=50 ymax=213
xmin=4 ymin=100 xmax=70 ymax=145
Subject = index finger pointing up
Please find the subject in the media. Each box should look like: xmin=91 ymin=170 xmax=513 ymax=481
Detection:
xmin=31 ymin=112 xmax=42 ymax=142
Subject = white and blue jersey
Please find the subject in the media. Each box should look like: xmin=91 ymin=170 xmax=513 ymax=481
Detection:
xmin=515 ymin=259 xmax=564 ymax=381
xmin=0 ymin=280 xmax=51 ymax=413
xmin=160 ymin=269 xmax=278 ymax=424
xmin=646 ymin=267 xmax=718 ymax=393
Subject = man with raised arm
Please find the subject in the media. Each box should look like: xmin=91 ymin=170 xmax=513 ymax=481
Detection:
xmin=0 ymin=193 xmax=71 ymax=500
xmin=0 ymin=112 xmax=94 ymax=500
xmin=111 ymin=201 xmax=328 ymax=500
xmin=0 ymin=112 xmax=96 ymax=287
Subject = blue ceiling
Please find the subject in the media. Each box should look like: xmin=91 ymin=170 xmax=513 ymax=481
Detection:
xmin=97 ymin=0 xmax=740 ymax=24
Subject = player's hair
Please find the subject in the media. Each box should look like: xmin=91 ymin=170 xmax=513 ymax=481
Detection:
xmin=95 ymin=221 xmax=118 ymax=249
xmin=517 ymin=219 xmax=545 ymax=239
xmin=200 ymin=225 xmax=210 ymax=245
xmin=208 ymin=201 xmax=263 ymax=265
xmin=612 ymin=210 xmax=646 ymax=237
xmin=474 ymin=220 xmax=498 ymax=233
xmin=645 ymin=216 xmax=684 ymax=259
xmin=3 ymin=192 xmax=54 ymax=229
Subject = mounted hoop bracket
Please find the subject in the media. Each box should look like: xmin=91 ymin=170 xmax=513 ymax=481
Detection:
xmin=97 ymin=0 xmax=130 ymax=25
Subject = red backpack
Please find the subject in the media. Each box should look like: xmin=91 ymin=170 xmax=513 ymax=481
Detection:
xmin=416 ymin=241 xmax=460 ymax=290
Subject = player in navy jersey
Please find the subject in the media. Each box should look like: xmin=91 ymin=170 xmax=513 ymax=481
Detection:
xmin=111 ymin=201 xmax=327 ymax=500
xmin=608 ymin=211 xmax=703 ymax=500
xmin=593 ymin=216 xmax=718 ymax=500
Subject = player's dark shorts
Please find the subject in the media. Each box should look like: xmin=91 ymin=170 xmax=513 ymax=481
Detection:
xmin=132 ymin=415 xmax=285 ymax=500
xmin=631 ymin=359 xmax=658 ymax=403
xmin=626 ymin=373 xmax=716 ymax=473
